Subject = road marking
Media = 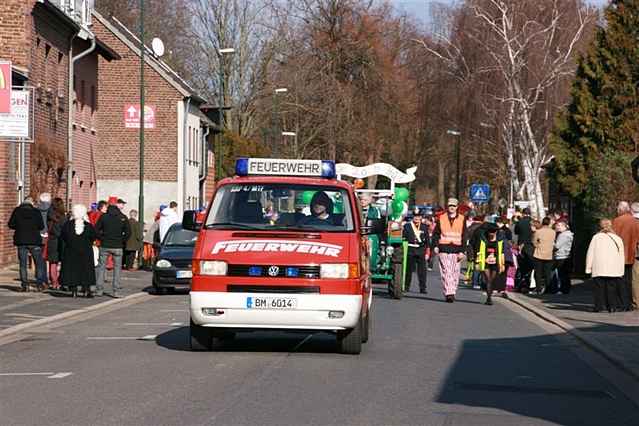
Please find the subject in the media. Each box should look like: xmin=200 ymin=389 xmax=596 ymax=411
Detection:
xmin=122 ymin=322 xmax=185 ymax=327
xmin=291 ymin=333 xmax=315 ymax=352
xmin=48 ymin=372 xmax=73 ymax=379
xmin=4 ymin=313 xmax=47 ymax=319
xmin=86 ymin=335 xmax=157 ymax=341
xmin=159 ymin=309 xmax=187 ymax=312
xmin=0 ymin=372 xmax=55 ymax=376
xmin=0 ymin=371 xmax=73 ymax=379
xmin=140 ymin=335 xmax=157 ymax=340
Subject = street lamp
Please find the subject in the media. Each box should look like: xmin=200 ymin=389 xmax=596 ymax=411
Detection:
xmin=272 ymin=88 xmax=288 ymax=156
xmin=447 ymin=129 xmax=462 ymax=200
xmin=216 ymin=47 xmax=235 ymax=180
xmin=138 ymin=0 xmax=145 ymax=226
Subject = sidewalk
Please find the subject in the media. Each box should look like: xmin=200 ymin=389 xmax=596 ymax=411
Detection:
xmin=0 ymin=267 xmax=153 ymax=334
xmin=508 ymin=280 xmax=639 ymax=381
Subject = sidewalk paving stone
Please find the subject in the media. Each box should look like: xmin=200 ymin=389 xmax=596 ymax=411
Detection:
xmin=510 ymin=279 xmax=639 ymax=380
xmin=0 ymin=268 xmax=154 ymax=332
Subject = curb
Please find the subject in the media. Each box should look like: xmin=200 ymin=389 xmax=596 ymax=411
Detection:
xmin=507 ymin=292 xmax=639 ymax=383
xmin=0 ymin=292 xmax=152 ymax=339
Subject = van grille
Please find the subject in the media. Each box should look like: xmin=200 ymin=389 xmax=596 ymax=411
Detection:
xmin=227 ymin=264 xmax=320 ymax=279
xmin=227 ymin=285 xmax=320 ymax=293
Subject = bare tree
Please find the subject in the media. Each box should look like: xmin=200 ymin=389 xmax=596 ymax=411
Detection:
xmin=417 ymin=0 xmax=596 ymax=217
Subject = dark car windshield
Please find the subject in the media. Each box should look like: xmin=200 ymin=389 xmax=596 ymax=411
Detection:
xmin=205 ymin=183 xmax=355 ymax=232
xmin=163 ymin=225 xmax=198 ymax=246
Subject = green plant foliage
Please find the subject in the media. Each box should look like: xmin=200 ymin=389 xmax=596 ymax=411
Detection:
xmin=551 ymin=0 xmax=639 ymax=219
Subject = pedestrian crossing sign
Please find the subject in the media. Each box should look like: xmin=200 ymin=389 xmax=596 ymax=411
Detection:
xmin=470 ymin=184 xmax=490 ymax=203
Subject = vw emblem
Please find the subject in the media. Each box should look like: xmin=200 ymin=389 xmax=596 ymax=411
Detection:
xmin=268 ymin=266 xmax=280 ymax=277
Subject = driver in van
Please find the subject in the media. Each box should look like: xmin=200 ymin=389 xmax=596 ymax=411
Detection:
xmin=298 ymin=192 xmax=335 ymax=226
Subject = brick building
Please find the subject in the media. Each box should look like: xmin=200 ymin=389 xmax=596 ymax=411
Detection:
xmin=92 ymin=11 xmax=215 ymax=225
xmin=0 ymin=0 xmax=116 ymax=265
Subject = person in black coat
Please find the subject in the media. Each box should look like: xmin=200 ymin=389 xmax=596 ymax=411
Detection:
xmin=60 ymin=204 xmax=97 ymax=298
xmin=95 ymin=204 xmax=131 ymax=297
xmin=403 ymin=209 xmax=429 ymax=293
xmin=8 ymin=197 xmax=47 ymax=291
xmin=46 ymin=197 xmax=67 ymax=290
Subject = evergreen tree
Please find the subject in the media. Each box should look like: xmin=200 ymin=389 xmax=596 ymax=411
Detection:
xmin=551 ymin=0 xmax=639 ymax=218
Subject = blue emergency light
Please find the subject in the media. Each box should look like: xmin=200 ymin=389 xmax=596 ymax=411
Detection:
xmin=248 ymin=266 xmax=263 ymax=276
xmin=235 ymin=158 xmax=336 ymax=179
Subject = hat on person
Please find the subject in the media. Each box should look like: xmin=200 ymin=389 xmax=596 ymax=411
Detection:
xmin=117 ymin=198 xmax=126 ymax=205
xmin=447 ymin=198 xmax=459 ymax=207
xmin=108 ymin=196 xmax=118 ymax=205
xmin=412 ymin=207 xmax=423 ymax=217
xmin=484 ymin=223 xmax=499 ymax=234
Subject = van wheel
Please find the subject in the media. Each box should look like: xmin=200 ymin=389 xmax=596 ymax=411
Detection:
xmin=392 ymin=263 xmax=403 ymax=300
xmin=190 ymin=319 xmax=212 ymax=351
xmin=337 ymin=317 xmax=362 ymax=354
xmin=361 ymin=308 xmax=370 ymax=344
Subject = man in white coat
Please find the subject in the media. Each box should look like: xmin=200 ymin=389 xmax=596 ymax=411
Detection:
xmin=159 ymin=201 xmax=179 ymax=243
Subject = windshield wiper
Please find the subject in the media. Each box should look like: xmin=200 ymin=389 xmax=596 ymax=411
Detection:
xmin=204 ymin=222 xmax=262 ymax=230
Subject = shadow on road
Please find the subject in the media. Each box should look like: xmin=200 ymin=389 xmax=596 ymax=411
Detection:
xmin=156 ymin=326 xmax=340 ymax=354
xmin=435 ymin=325 xmax=639 ymax=426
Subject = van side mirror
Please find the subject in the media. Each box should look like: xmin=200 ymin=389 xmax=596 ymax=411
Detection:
xmin=182 ymin=210 xmax=202 ymax=231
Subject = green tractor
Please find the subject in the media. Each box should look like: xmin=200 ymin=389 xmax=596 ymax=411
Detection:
xmin=362 ymin=193 xmax=408 ymax=299
xmin=336 ymin=163 xmax=417 ymax=300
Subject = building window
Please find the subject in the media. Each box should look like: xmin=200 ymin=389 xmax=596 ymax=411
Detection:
xmin=57 ymin=52 xmax=64 ymax=98
xmin=44 ymin=44 xmax=51 ymax=90
xmin=80 ymin=80 xmax=85 ymax=109
xmin=187 ymin=126 xmax=191 ymax=164
xmin=90 ymin=85 xmax=95 ymax=115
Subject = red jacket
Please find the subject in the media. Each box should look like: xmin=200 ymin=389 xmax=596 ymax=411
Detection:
xmin=612 ymin=213 xmax=639 ymax=265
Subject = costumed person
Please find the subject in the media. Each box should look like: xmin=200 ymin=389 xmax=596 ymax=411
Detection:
xmin=403 ymin=208 xmax=429 ymax=293
xmin=476 ymin=223 xmax=513 ymax=305
xmin=60 ymin=204 xmax=97 ymax=298
xmin=359 ymin=193 xmax=381 ymax=220
xmin=433 ymin=198 xmax=467 ymax=302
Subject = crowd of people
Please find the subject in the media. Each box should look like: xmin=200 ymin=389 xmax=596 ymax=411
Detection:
xmin=396 ymin=197 xmax=576 ymax=306
xmin=396 ymin=196 xmax=639 ymax=312
xmin=7 ymin=194 xmax=180 ymax=298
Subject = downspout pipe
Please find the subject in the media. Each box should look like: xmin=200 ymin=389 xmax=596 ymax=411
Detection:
xmin=199 ymin=125 xmax=210 ymax=207
xmin=66 ymin=34 xmax=96 ymax=209
xmin=182 ymin=97 xmax=192 ymax=211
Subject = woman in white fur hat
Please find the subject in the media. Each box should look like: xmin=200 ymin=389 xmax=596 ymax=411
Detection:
xmin=60 ymin=204 xmax=97 ymax=298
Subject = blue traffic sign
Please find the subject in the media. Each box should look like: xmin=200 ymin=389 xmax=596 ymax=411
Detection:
xmin=469 ymin=184 xmax=491 ymax=203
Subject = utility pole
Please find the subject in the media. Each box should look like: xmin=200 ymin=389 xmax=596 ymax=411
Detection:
xmin=447 ymin=129 xmax=462 ymax=200
xmin=273 ymin=88 xmax=287 ymax=157
xmin=138 ymin=0 xmax=145 ymax=225
xmin=216 ymin=48 xmax=235 ymax=180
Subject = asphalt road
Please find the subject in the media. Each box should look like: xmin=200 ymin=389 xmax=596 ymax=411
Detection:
xmin=1 ymin=274 xmax=638 ymax=426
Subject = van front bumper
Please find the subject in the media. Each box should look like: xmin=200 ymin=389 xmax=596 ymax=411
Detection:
xmin=190 ymin=291 xmax=362 ymax=331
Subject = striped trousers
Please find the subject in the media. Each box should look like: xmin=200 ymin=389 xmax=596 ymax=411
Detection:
xmin=439 ymin=253 xmax=461 ymax=296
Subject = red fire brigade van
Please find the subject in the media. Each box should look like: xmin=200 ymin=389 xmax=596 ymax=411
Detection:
xmin=182 ymin=158 xmax=372 ymax=354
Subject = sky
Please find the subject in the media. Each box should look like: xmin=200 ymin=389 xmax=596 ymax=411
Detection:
xmin=391 ymin=0 xmax=610 ymax=25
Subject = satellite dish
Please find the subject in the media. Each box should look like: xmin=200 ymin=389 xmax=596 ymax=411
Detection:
xmin=151 ymin=38 xmax=165 ymax=57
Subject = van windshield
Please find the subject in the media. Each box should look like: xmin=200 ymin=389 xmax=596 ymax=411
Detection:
xmin=205 ymin=184 xmax=355 ymax=232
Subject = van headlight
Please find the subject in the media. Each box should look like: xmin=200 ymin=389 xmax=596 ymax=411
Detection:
xmin=199 ymin=260 xmax=227 ymax=276
xmin=155 ymin=259 xmax=172 ymax=268
xmin=320 ymin=263 xmax=359 ymax=279
xmin=320 ymin=264 xmax=349 ymax=279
